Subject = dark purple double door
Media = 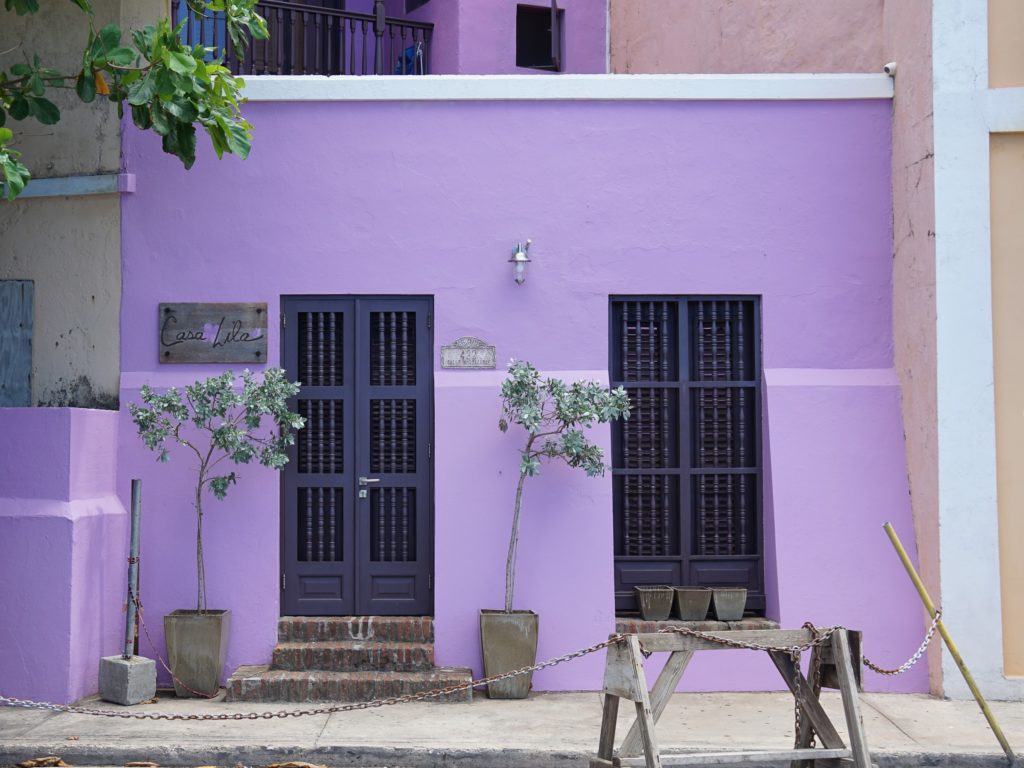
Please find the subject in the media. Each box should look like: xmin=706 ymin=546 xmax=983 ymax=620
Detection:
xmin=281 ymin=296 xmax=433 ymax=616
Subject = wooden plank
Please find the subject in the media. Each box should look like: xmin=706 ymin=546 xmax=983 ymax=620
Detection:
xmin=0 ymin=280 xmax=32 ymax=406
xmin=637 ymin=630 xmax=814 ymax=654
xmin=604 ymin=638 xmax=643 ymax=701
xmin=620 ymin=650 xmax=694 ymax=757
xmin=768 ymin=651 xmax=845 ymax=750
xmin=625 ymin=635 xmax=662 ymax=768
xmin=791 ymin=644 xmax=822 ymax=768
xmin=159 ymin=302 xmax=267 ymax=364
xmin=832 ymin=630 xmax=871 ymax=768
xmin=596 ymin=694 xmax=620 ymax=767
xmin=617 ymin=749 xmax=852 ymax=767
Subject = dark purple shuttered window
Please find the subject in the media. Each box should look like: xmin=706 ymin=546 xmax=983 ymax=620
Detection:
xmin=611 ymin=297 xmax=764 ymax=614
xmin=282 ymin=297 xmax=433 ymax=617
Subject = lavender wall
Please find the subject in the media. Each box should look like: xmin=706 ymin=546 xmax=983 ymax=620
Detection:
xmin=0 ymin=408 xmax=127 ymax=704
xmin=384 ymin=0 xmax=605 ymax=74
xmin=119 ymin=97 xmax=925 ymax=692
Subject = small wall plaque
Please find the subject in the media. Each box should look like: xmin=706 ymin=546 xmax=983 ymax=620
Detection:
xmin=441 ymin=336 xmax=496 ymax=369
xmin=159 ymin=303 xmax=267 ymax=364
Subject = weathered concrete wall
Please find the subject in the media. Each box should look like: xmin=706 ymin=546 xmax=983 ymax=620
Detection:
xmin=990 ymin=132 xmax=1024 ymax=677
xmin=883 ymin=0 xmax=940 ymax=694
xmin=610 ymin=0 xmax=884 ymax=74
xmin=0 ymin=1 xmax=122 ymax=178
xmin=0 ymin=0 xmax=162 ymax=408
xmin=0 ymin=195 xmax=121 ymax=408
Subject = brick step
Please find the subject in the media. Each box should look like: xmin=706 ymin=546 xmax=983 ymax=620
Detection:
xmin=277 ymin=616 xmax=433 ymax=643
xmin=271 ymin=640 xmax=434 ymax=672
xmin=226 ymin=665 xmax=473 ymax=703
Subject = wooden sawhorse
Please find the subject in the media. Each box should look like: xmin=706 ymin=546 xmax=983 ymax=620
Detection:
xmin=592 ymin=628 xmax=871 ymax=768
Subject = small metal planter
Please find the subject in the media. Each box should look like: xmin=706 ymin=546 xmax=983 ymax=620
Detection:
xmin=673 ymin=587 xmax=712 ymax=620
xmin=711 ymin=587 xmax=748 ymax=621
xmin=634 ymin=586 xmax=675 ymax=621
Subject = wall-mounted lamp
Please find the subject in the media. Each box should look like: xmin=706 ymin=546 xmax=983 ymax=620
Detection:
xmin=509 ymin=239 xmax=532 ymax=285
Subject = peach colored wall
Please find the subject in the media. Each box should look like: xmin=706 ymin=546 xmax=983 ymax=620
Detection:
xmin=610 ymin=0 xmax=884 ymax=73
xmin=989 ymin=0 xmax=1024 ymax=88
xmin=883 ymin=0 xmax=940 ymax=693
xmin=990 ymin=133 xmax=1024 ymax=677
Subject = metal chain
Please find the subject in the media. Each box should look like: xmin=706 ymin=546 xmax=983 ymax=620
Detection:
xmin=0 ymin=613 xmax=944 ymax=721
xmin=862 ymin=609 xmax=942 ymax=676
xmin=0 ymin=634 xmax=629 ymax=721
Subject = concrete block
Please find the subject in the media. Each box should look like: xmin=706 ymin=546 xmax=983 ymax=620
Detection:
xmin=98 ymin=655 xmax=156 ymax=705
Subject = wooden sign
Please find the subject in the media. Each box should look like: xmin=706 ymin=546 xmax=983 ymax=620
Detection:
xmin=159 ymin=303 xmax=267 ymax=364
xmin=440 ymin=336 xmax=496 ymax=369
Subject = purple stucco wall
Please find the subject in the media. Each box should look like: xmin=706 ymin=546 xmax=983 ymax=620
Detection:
xmin=117 ymin=96 xmax=926 ymax=692
xmin=0 ymin=408 xmax=127 ymax=704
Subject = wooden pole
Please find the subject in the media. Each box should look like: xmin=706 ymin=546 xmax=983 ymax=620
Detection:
xmin=882 ymin=522 xmax=1018 ymax=766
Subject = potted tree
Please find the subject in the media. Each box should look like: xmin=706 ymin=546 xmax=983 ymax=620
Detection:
xmin=129 ymin=368 xmax=304 ymax=697
xmin=483 ymin=360 xmax=630 ymax=698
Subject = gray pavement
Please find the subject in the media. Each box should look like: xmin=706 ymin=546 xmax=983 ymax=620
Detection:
xmin=1 ymin=691 xmax=1022 ymax=768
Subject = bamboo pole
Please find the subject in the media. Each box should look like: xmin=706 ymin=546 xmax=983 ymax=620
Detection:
xmin=883 ymin=522 xmax=1018 ymax=766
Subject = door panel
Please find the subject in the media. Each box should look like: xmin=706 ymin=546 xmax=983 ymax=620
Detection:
xmin=281 ymin=296 xmax=432 ymax=616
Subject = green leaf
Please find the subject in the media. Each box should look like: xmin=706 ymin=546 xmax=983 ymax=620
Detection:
xmin=75 ymin=70 xmax=96 ymax=103
xmin=0 ymin=127 xmax=12 ymax=143
xmin=10 ymin=63 xmax=32 ymax=76
xmin=163 ymin=98 xmax=198 ymax=123
xmin=98 ymin=23 xmax=121 ymax=51
xmin=150 ymin=105 xmax=171 ymax=135
xmin=130 ymin=104 xmax=152 ymax=130
xmin=27 ymin=97 xmax=60 ymax=125
xmin=106 ymin=47 xmax=135 ymax=66
xmin=8 ymin=98 xmax=29 ymax=121
xmin=27 ymin=74 xmax=44 ymax=96
xmin=127 ymin=71 xmax=157 ymax=105
xmin=167 ymin=51 xmax=197 ymax=75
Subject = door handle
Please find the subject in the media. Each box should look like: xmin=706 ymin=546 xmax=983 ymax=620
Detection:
xmin=358 ymin=476 xmax=380 ymax=485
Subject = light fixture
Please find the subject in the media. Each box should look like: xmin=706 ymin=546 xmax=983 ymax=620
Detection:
xmin=509 ymin=239 xmax=532 ymax=285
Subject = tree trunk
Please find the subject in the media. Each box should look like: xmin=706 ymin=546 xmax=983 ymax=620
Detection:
xmin=504 ymin=468 xmax=529 ymax=614
xmin=195 ymin=475 xmax=207 ymax=612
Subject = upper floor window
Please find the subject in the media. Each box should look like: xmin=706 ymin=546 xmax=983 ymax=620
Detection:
xmin=516 ymin=2 xmax=562 ymax=71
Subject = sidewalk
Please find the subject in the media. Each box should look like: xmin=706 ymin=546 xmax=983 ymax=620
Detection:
xmin=2 ymin=691 xmax=1022 ymax=768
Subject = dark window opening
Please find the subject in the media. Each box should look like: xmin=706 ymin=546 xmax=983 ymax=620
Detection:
xmin=610 ymin=297 xmax=765 ymax=616
xmin=516 ymin=3 xmax=562 ymax=71
xmin=406 ymin=0 xmax=431 ymax=12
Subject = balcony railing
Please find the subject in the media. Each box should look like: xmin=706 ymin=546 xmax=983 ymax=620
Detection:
xmin=171 ymin=0 xmax=432 ymax=76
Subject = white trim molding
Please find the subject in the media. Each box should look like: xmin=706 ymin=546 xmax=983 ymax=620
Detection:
xmin=240 ymin=73 xmax=894 ymax=102
xmin=933 ymin=0 xmax=1024 ymax=700
xmin=986 ymin=87 xmax=1024 ymax=133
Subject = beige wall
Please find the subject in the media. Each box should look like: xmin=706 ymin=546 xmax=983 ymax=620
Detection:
xmin=883 ymin=0 xmax=941 ymax=693
xmin=989 ymin=0 xmax=1024 ymax=88
xmin=990 ymin=133 xmax=1024 ymax=677
xmin=0 ymin=196 xmax=122 ymax=408
xmin=0 ymin=0 xmax=163 ymax=408
xmin=610 ymin=0 xmax=884 ymax=73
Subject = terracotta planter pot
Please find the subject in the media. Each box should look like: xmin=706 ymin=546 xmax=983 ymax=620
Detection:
xmin=673 ymin=587 xmax=712 ymax=621
xmin=164 ymin=609 xmax=231 ymax=697
xmin=634 ymin=586 xmax=675 ymax=621
xmin=480 ymin=609 xmax=539 ymax=699
xmin=711 ymin=588 xmax=748 ymax=621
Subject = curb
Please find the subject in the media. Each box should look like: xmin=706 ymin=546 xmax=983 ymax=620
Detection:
xmin=0 ymin=745 xmax=1015 ymax=768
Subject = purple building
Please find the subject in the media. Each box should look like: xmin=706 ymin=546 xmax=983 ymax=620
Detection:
xmin=0 ymin=0 xmax=929 ymax=704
